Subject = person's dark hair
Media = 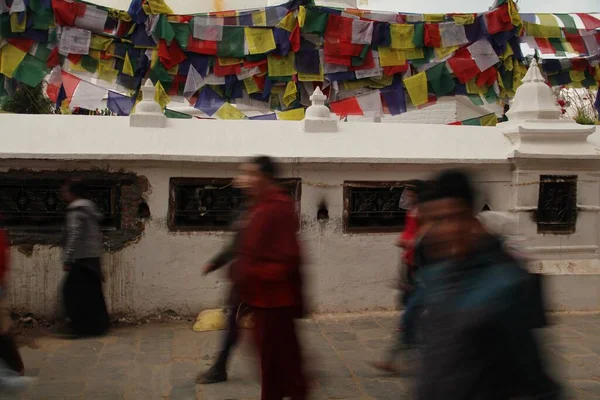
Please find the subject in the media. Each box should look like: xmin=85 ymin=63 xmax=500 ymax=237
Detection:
xmin=416 ymin=182 xmax=435 ymax=205
xmin=432 ymin=169 xmax=475 ymax=211
xmin=251 ymin=155 xmax=278 ymax=180
xmin=64 ymin=180 xmax=86 ymax=198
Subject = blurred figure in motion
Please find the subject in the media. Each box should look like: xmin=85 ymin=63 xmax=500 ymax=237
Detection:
xmin=236 ymin=156 xmax=307 ymax=400
xmin=197 ymin=175 xmax=251 ymax=384
xmin=415 ymin=169 xmax=559 ymax=400
xmin=0 ymin=216 xmax=24 ymax=376
xmin=57 ymin=180 xmax=110 ymax=338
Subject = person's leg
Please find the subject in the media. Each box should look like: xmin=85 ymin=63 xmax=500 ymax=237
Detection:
xmin=281 ymin=309 xmax=307 ymax=400
xmin=254 ymin=308 xmax=286 ymax=400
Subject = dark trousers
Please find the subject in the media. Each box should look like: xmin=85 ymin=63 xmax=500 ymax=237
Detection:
xmin=62 ymin=259 xmax=110 ymax=336
xmin=213 ymin=305 xmax=241 ymax=371
xmin=0 ymin=335 xmax=23 ymax=375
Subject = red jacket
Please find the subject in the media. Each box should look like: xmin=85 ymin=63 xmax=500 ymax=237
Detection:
xmin=0 ymin=228 xmax=8 ymax=287
xmin=399 ymin=210 xmax=418 ymax=266
xmin=237 ymin=186 xmax=304 ymax=310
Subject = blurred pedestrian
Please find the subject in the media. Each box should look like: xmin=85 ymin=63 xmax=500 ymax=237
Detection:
xmin=197 ymin=175 xmax=251 ymax=384
xmin=0 ymin=216 xmax=24 ymax=376
xmin=415 ymin=169 xmax=559 ymax=400
xmin=57 ymin=180 xmax=110 ymax=338
xmin=236 ymin=156 xmax=307 ymax=400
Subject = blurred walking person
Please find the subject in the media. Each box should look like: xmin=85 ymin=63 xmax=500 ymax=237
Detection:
xmin=236 ymin=156 xmax=307 ymax=400
xmin=197 ymin=175 xmax=251 ymax=384
xmin=58 ymin=181 xmax=110 ymax=338
xmin=415 ymin=169 xmax=559 ymax=400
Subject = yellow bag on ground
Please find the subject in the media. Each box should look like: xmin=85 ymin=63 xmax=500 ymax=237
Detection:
xmin=193 ymin=308 xmax=254 ymax=332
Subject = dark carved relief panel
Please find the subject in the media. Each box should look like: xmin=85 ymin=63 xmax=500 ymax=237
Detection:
xmin=537 ymin=175 xmax=577 ymax=234
xmin=344 ymin=182 xmax=409 ymax=233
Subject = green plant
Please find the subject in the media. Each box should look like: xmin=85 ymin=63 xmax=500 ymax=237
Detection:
xmin=0 ymin=83 xmax=53 ymax=114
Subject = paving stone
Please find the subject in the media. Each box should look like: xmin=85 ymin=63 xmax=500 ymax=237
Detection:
xmin=349 ymin=318 xmax=381 ymax=330
xmin=318 ymin=378 xmax=363 ymax=398
xmin=27 ymin=381 xmax=87 ymax=398
xmin=360 ymin=378 xmax=406 ymax=399
xmin=570 ymin=380 xmax=600 ymax=397
xmin=326 ymin=331 xmax=358 ymax=342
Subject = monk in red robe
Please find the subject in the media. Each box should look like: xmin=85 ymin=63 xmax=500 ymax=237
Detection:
xmin=235 ymin=156 xmax=307 ymax=400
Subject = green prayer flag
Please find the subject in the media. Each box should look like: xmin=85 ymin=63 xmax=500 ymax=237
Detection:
xmin=502 ymin=69 xmax=513 ymax=92
xmin=164 ymin=108 xmax=193 ymax=118
xmin=351 ymin=45 xmax=370 ymax=67
xmin=555 ymin=14 xmax=578 ymax=34
xmin=154 ymin=14 xmax=175 ymax=44
xmin=468 ymin=94 xmax=484 ymax=106
xmin=149 ymin=63 xmax=174 ymax=91
xmin=217 ymin=27 xmax=245 ymax=58
xmin=549 ymin=38 xmax=566 ymax=53
xmin=0 ymin=14 xmax=17 ymax=39
xmin=81 ymin=55 xmax=99 ymax=73
xmin=32 ymin=43 xmax=52 ymax=61
xmin=412 ymin=23 xmax=425 ymax=48
xmin=425 ymin=63 xmax=455 ymax=96
xmin=245 ymin=54 xmax=266 ymax=62
xmin=302 ymin=7 xmax=328 ymax=34
xmin=410 ymin=47 xmax=433 ymax=68
xmin=172 ymin=22 xmax=190 ymax=49
xmin=462 ymin=117 xmax=482 ymax=126
xmin=582 ymin=75 xmax=597 ymax=88
xmin=12 ymin=54 xmax=48 ymax=87
xmin=29 ymin=0 xmax=55 ymax=30
xmin=484 ymin=86 xmax=497 ymax=104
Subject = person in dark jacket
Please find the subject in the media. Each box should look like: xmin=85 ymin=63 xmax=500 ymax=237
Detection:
xmin=197 ymin=176 xmax=250 ymax=385
xmin=236 ymin=156 xmax=307 ymax=400
xmin=58 ymin=180 xmax=110 ymax=337
xmin=415 ymin=169 xmax=559 ymax=400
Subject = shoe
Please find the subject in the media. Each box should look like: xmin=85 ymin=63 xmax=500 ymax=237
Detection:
xmin=196 ymin=367 xmax=227 ymax=384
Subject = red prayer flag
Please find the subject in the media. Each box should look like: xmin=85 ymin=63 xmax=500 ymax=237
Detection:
xmin=324 ymin=14 xmax=353 ymax=43
xmin=329 ymin=96 xmax=363 ymax=116
xmin=476 ymin=66 xmax=497 ymax=87
xmin=7 ymin=38 xmax=34 ymax=52
xmin=52 ymin=0 xmax=85 ymax=26
xmin=168 ymin=75 xmax=187 ymax=96
xmin=383 ymin=65 xmax=409 ymax=75
xmin=576 ymin=13 xmax=600 ymax=31
xmin=158 ymin=39 xmax=187 ymax=70
xmin=117 ymin=20 xmax=133 ymax=37
xmin=535 ymin=38 xmax=555 ymax=54
xmin=46 ymin=47 xmax=60 ymax=68
xmin=349 ymin=50 xmax=376 ymax=71
xmin=61 ymin=71 xmax=81 ymax=99
xmin=46 ymin=83 xmax=60 ymax=103
xmin=253 ymin=74 xmax=266 ymax=90
xmin=290 ymin=24 xmax=301 ymax=53
xmin=564 ymin=31 xmax=588 ymax=54
xmin=187 ymin=36 xmax=218 ymax=55
xmin=570 ymin=58 xmax=589 ymax=71
xmin=213 ymin=61 xmax=242 ymax=77
xmin=485 ymin=4 xmax=512 ymax=35
xmin=448 ymin=121 xmax=463 ymax=125
xmin=67 ymin=53 xmax=82 ymax=64
xmin=424 ymin=24 xmax=442 ymax=48
xmin=244 ymin=58 xmax=267 ymax=68
xmin=447 ymin=49 xmax=479 ymax=83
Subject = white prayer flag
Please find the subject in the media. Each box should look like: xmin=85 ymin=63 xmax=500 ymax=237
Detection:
xmin=59 ymin=27 xmax=91 ymax=55
xmin=439 ymin=22 xmax=468 ymax=48
xmin=9 ymin=0 xmax=24 ymax=14
xmin=0 ymin=0 xmax=9 ymax=14
xmin=356 ymin=90 xmax=382 ymax=117
xmin=183 ymin=65 xmax=205 ymax=99
xmin=468 ymin=39 xmax=500 ymax=72
xmin=237 ymin=66 xmax=260 ymax=80
xmin=204 ymin=73 xmax=226 ymax=85
xmin=75 ymin=6 xmax=108 ymax=33
xmin=583 ymin=33 xmax=599 ymax=56
xmin=70 ymin=80 xmax=107 ymax=110
xmin=363 ymin=12 xmax=397 ymax=23
xmin=192 ymin=16 xmax=224 ymax=41
xmin=351 ymin=19 xmax=373 ymax=45
xmin=355 ymin=53 xmax=382 ymax=79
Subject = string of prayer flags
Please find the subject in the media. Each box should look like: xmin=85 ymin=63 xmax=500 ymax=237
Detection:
xmin=329 ymin=90 xmax=382 ymax=117
xmin=448 ymin=112 xmax=498 ymax=126
xmin=404 ymin=71 xmax=428 ymax=106
xmin=277 ymin=107 xmax=305 ymax=120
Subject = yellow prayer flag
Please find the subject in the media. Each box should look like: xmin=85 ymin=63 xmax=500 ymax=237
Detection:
xmin=298 ymin=70 xmax=324 ymax=82
xmin=378 ymin=47 xmax=407 ymax=67
xmin=569 ymin=81 xmax=583 ymax=89
xmin=97 ymin=63 xmax=119 ymax=83
xmin=595 ymin=66 xmax=600 ymax=80
xmin=88 ymin=50 xmax=102 ymax=61
xmin=267 ymin=53 xmax=296 ymax=77
xmin=562 ymin=41 xmax=575 ymax=54
xmin=277 ymin=108 xmax=305 ymax=121
xmin=424 ymin=14 xmax=445 ymax=22
xmin=167 ymin=64 xmax=178 ymax=75
xmin=298 ymin=6 xmax=306 ymax=28
xmin=523 ymin=22 xmax=561 ymax=38
xmin=466 ymin=79 xmax=488 ymax=95
xmin=497 ymin=71 xmax=507 ymax=98
xmin=390 ymin=24 xmax=415 ymax=50
xmin=252 ymin=10 xmax=267 ymax=26
xmin=369 ymin=74 xmax=393 ymax=88
xmin=508 ymin=0 xmax=522 ymax=27
xmin=434 ymin=46 xmax=458 ymax=60
xmin=215 ymin=102 xmax=246 ymax=120
xmin=90 ymin=35 xmax=114 ymax=51
xmin=69 ymin=60 xmax=88 ymax=73
xmin=277 ymin=12 xmax=297 ymax=32
xmin=245 ymin=28 xmax=277 ymax=55
xmin=569 ymin=70 xmax=585 ymax=82
xmin=123 ymin=52 xmax=134 ymax=76
xmin=405 ymin=48 xmax=424 ymax=60
xmin=218 ymin=57 xmax=243 ymax=66
xmin=282 ymin=81 xmax=297 ymax=107
xmin=60 ymin=99 xmax=70 ymax=114
xmin=154 ymin=81 xmax=170 ymax=110
xmin=0 ymin=43 xmax=27 ymax=78
xmin=404 ymin=71 xmax=428 ymax=106
xmin=480 ymin=114 xmax=497 ymax=126
xmin=244 ymin=77 xmax=260 ymax=94
xmin=10 ymin=13 xmax=26 ymax=33
xmin=343 ymin=79 xmax=369 ymax=91
xmin=453 ymin=14 xmax=475 ymax=25
xmin=145 ymin=0 xmax=173 ymax=15
xmin=501 ymin=45 xmax=514 ymax=60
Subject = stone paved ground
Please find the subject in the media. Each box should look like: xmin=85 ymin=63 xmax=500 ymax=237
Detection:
xmin=5 ymin=312 xmax=600 ymax=400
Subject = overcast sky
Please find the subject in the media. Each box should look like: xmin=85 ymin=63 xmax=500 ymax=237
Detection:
xmin=363 ymin=0 xmax=598 ymax=13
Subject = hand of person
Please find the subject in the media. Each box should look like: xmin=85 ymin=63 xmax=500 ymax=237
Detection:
xmin=201 ymin=263 xmax=214 ymax=276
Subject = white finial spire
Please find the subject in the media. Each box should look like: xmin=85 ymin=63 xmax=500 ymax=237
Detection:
xmin=303 ymin=87 xmax=338 ymax=133
xmin=505 ymin=58 xmax=561 ymax=121
xmin=130 ymin=79 xmax=166 ymax=128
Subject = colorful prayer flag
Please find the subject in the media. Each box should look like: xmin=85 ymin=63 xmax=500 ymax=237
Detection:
xmin=404 ymin=71 xmax=428 ymax=106
xmin=277 ymin=108 xmax=305 ymax=120
xmin=245 ymin=28 xmax=276 ymax=55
